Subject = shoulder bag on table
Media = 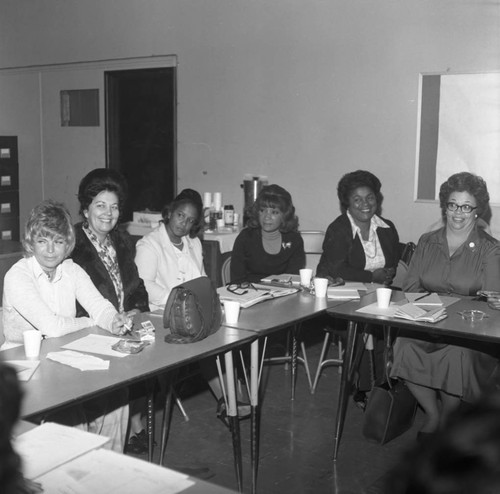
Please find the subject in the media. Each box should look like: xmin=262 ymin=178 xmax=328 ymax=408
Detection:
xmin=163 ymin=276 xmax=222 ymax=344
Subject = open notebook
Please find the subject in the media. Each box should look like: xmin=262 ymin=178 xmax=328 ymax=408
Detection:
xmin=217 ymin=283 xmax=299 ymax=308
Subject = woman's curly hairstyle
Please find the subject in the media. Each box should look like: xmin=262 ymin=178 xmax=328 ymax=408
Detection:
xmin=23 ymin=200 xmax=75 ymax=258
xmin=439 ymin=172 xmax=490 ymax=220
xmin=161 ymin=189 xmax=204 ymax=238
xmin=77 ymin=168 xmax=128 ymax=218
xmin=337 ymin=170 xmax=383 ymax=214
xmin=247 ymin=184 xmax=299 ymax=233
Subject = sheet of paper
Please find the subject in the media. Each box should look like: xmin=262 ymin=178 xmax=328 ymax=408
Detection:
xmin=14 ymin=422 xmax=110 ymax=480
xmin=37 ymin=449 xmax=194 ymax=494
xmin=355 ymin=302 xmax=400 ymax=317
xmin=405 ymin=292 xmax=442 ymax=305
xmin=4 ymin=360 xmax=40 ymax=381
xmin=327 ymin=287 xmax=360 ymax=300
xmin=343 ymin=282 xmax=367 ymax=290
xmin=0 ymin=341 xmax=22 ymax=351
xmin=47 ymin=350 xmax=110 ymax=371
xmin=62 ymin=334 xmax=128 ymax=357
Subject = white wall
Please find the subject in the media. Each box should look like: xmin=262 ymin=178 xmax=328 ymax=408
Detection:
xmin=1 ymin=0 xmax=499 ymax=241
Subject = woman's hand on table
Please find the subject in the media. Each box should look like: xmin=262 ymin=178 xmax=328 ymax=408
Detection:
xmin=372 ymin=267 xmax=395 ymax=285
xmin=110 ymin=312 xmax=133 ymax=336
xmin=487 ymin=296 xmax=500 ymax=310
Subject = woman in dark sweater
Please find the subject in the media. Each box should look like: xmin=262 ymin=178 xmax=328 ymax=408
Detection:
xmin=71 ymin=168 xmax=150 ymax=454
xmin=317 ymin=170 xmax=400 ymax=408
xmin=231 ymin=184 xmax=305 ymax=283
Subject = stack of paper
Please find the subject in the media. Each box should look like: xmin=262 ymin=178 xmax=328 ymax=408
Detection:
xmin=260 ymin=274 xmax=302 ymax=287
xmin=327 ymin=282 xmax=365 ymax=300
xmin=394 ymin=303 xmax=447 ymax=323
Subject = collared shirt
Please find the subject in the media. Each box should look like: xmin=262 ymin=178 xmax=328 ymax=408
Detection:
xmin=3 ymin=256 xmax=117 ymax=343
xmin=135 ymin=225 xmax=206 ymax=311
xmin=346 ymin=211 xmax=390 ymax=272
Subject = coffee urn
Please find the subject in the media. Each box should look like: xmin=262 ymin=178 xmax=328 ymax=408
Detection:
xmin=241 ymin=175 xmax=268 ymax=226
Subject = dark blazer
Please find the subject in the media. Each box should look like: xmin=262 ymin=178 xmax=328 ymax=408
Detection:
xmin=316 ymin=213 xmax=400 ymax=282
xmin=71 ymin=223 xmax=150 ymax=315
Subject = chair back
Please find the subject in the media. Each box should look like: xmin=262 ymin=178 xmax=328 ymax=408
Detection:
xmin=392 ymin=242 xmax=416 ymax=289
xmin=221 ymin=252 xmax=232 ymax=286
xmin=300 ymin=230 xmax=325 ymax=272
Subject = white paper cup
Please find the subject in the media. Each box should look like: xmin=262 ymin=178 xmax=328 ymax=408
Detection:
xmin=216 ymin=218 xmax=225 ymax=229
xmin=23 ymin=330 xmax=42 ymax=358
xmin=313 ymin=277 xmax=329 ymax=298
xmin=223 ymin=300 xmax=241 ymax=324
xmin=376 ymin=287 xmax=392 ymax=308
xmin=299 ymin=268 xmax=313 ymax=287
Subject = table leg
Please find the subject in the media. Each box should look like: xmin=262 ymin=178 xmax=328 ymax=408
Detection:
xmin=224 ymin=351 xmax=243 ymax=492
xmin=159 ymin=373 xmax=174 ymax=466
xmin=333 ymin=320 xmax=358 ymax=461
xmin=145 ymin=379 xmax=155 ymax=462
xmin=291 ymin=326 xmax=298 ymax=401
xmin=250 ymin=339 xmax=259 ymax=494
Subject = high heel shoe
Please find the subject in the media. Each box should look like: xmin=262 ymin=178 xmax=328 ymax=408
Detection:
xmin=352 ymin=390 xmax=367 ymax=411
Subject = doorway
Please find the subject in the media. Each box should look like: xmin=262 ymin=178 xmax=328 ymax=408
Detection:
xmin=105 ymin=67 xmax=176 ymax=222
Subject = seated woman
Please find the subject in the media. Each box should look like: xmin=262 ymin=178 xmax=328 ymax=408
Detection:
xmin=3 ymin=200 xmax=130 ymax=452
xmin=71 ymin=168 xmax=150 ymax=454
xmin=316 ymin=170 xmax=400 ymax=407
xmin=135 ymin=190 xmax=246 ymax=421
xmin=391 ymin=172 xmax=500 ymax=439
xmin=231 ymin=184 xmax=305 ymax=283
xmin=135 ymin=189 xmax=205 ymax=311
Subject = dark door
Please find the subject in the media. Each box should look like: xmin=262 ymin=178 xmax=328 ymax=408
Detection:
xmin=105 ymin=67 xmax=176 ymax=222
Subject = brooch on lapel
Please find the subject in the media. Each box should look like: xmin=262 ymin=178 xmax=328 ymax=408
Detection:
xmin=468 ymin=242 xmax=476 ymax=252
xmin=282 ymin=242 xmax=292 ymax=250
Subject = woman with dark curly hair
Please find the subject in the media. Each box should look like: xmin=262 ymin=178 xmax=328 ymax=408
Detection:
xmin=71 ymin=168 xmax=150 ymax=454
xmin=316 ymin=170 xmax=400 ymax=283
xmin=391 ymin=172 xmax=500 ymax=440
xmin=230 ymin=184 xmax=305 ymax=283
xmin=316 ymin=170 xmax=400 ymax=407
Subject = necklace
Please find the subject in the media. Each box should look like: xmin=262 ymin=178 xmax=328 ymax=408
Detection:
xmin=171 ymin=237 xmax=183 ymax=247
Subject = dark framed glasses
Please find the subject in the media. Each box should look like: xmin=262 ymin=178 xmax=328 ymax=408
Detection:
xmin=226 ymin=282 xmax=258 ymax=295
xmin=446 ymin=202 xmax=477 ymax=214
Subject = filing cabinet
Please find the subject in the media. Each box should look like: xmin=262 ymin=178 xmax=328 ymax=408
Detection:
xmin=0 ymin=137 xmax=20 ymax=241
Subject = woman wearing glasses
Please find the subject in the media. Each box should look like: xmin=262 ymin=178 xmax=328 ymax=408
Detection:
xmin=231 ymin=184 xmax=305 ymax=283
xmin=391 ymin=172 xmax=500 ymax=440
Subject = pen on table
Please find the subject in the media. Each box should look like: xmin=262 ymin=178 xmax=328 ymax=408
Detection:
xmin=414 ymin=292 xmax=430 ymax=302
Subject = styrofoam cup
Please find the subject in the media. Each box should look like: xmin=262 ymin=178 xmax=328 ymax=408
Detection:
xmin=376 ymin=287 xmax=392 ymax=308
xmin=223 ymin=300 xmax=241 ymax=324
xmin=313 ymin=277 xmax=328 ymax=298
xmin=23 ymin=330 xmax=42 ymax=358
xmin=299 ymin=268 xmax=313 ymax=287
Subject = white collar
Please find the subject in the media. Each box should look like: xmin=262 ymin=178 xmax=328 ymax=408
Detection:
xmin=30 ymin=256 xmax=63 ymax=282
xmin=346 ymin=211 xmax=390 ymax=239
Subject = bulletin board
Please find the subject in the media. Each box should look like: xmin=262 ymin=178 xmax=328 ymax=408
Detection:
xmin=415 ymin=72 xmax=500 ymax=204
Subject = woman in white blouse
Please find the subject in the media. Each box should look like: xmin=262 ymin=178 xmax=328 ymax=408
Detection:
xmin=3 ymin=200 xmax=130 ymax=452
xmin=135 ymin=190 xmax=250 ymax=423
xmin=135 ymin=190 xmax=205 ymax=312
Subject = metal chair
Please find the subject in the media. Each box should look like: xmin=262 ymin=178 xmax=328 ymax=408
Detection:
xmin=263 ymin=231 xmax=326 ymax=396
xmin=311 ymin=241 xmax=417 ymax=394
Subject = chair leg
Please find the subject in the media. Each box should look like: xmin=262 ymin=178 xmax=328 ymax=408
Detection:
xmin=174 ymin=391 xmax=189 ymax=422
xmin=311 ymin=332 xmax=331 ymax=394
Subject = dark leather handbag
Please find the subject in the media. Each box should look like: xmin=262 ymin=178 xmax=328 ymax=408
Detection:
xmin=163 ymin=276 xmax=222 ymax=344
xmin=362 ymin=378 xmax=417 ymax=445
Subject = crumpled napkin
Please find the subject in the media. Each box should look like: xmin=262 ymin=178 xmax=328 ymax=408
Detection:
xmin=46 ymin=350 xmax=110 ymax=371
